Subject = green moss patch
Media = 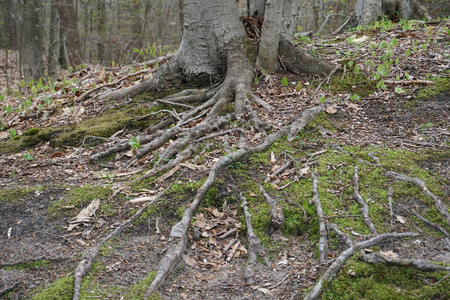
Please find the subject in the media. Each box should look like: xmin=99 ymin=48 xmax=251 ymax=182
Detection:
xmin=321 ymin=255 xmax=449 ymax=299
xmin=48 ymin=184 xmax=112 ymax=217
xmin=416 ymin=76 xmax=450 ymax=100
xmin=32 ymin=276 xmax=74 ymax=300
xmin=324 ymin=73 xmax=377 ymax=97
xmin=122 ymin=271 xmax=159 ymax=299
xmin=0 ymin=186 xmax=46 ymax=203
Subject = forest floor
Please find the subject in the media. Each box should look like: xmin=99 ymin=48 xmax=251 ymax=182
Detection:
xmin=1 ymin=19 xmax=450 ymax=300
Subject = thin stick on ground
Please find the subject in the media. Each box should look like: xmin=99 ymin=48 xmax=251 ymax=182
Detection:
xmin=0 ymin=253 xmax=79 ymax=267
xmin=353 ymin=166 xmax=378 ymax=235
xmin=361 ymin=252 xmax=450 ymax=272
xmin=403 ymin=207 xmax=450 ymax=240
xmin=240 ymin=194 xmax=269 ymax=284
xmin=388 ymin=187 xmax=394 ymax=228
xmin=327 ymin=222 xmax=353 ymax=249
xmin=303 ymin=232 xmax=418 ymax=300
xmin=72 ymin=186 xmax=170 ymax=300
xmin=386 ymin=171 xmax=450 ymax=226
xmin=309 ymin=169 xmax=328 ymax=263
xmin=266 ymin=160 xmax=293 ymax=182
xmin=258 ymin=183 xmax=285 ymax=236
xmin=0 ymin=283 xmax=18 ymax=298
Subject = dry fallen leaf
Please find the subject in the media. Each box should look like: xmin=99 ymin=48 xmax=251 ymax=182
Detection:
xmin=67 ymin=198 xmax=100 ymax=231
xmin=257 ymin=288 xmax=273 ymax=296
xmin=181 ymin=254 xmax=196 ymax=267
xmin=348 ymin=269 xmax=355 ymax=276
xmin=325 ymin=106 xmax=337 ymax=114
xmin=380 ymin=250 xmax=399 ymax=259
xmin=396 ymin=215 xmax=406 ymax=224
xmin=352 ymin=35 xmax=369 ymax=44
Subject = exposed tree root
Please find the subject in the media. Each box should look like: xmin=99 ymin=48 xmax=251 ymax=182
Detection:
xmin=143 ymin=103 xmax=332 ymax=298
xmin=386 ymin=171 xmax=450 ymax=226
xmin=278 ymin=37 xmax=336 ymax=76
xmin=240 ymin=194 xmax=269 ymax=284
xmin=0 ymin=283 xmax=18 ymax=298
xmin=327 ymin=222 xmax=353 ymax=248
xmin=304 ymin=232 xmax=418 ymax=300
xmin=403 ymin=207 xmax=450 ymax=243
xmin=353 ymin=166 xmax=378 ymax=235
xmin=0 ymin=253 xmax=78 ymax=267
xmin=361 ymin=252 xmax=450 ymax=272
xmin=266 ymin=160 xmax=293 ymax=182
xmin=258 ymin=183 xmax=285 ymax=236
xmin=309 ymin=170 xmax=328 ymax=263
xmin=72 ymin=187 xmax=169 ymax=300
xmin=332 ymin=145 xmax=380 ymax=167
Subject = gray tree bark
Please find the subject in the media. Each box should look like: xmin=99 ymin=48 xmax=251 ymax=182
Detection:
xmin=257 ymin=0 xmax=283 ymax=73
xmin=20 ymin=0 xmax=44 ymax=82
xmin=281 ymin=0 xmax=298 ymax=38
xmin=54 ymin=0 xmax=83 ymax=69
xmin=47 ymin=3 xmax=60 ymax=80
xmin=161 ymin=0 xmax=247 ymax=83
xmin=351 ymin=0 xmax=431 ymax=27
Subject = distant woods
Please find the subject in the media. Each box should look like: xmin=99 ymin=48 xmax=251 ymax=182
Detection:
xmin=0 ymin=0 xmax=183 ymax=82
xmin=0 ymin=0 xmax=443 ymax=83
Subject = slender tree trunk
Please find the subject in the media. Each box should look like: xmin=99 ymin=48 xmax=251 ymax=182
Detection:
xmin=21 ymin=0 xmax=44 ymax=81
xmin=48 ymin=2 xmax=60 ymax=80
xmin=282 ymin=0 xmax=298 ymax=38
xmin=54 ymin=0 xmax=82 ymax=69
xmin=257 ymin=0 xmax=283 ymax=73
xmin=350 ymin=0 xmax=431 ymax=27
xmin=97 ymin=0 xmax=106 ymax=64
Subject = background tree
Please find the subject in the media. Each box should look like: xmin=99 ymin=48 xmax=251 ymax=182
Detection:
xmin=47 ymin=2 xmax=60 ymax=79
xmin=20 ymin=0 xmax=44 ymax=81
xmin=349 ymin=0 xmax=431 ymax=27
xmin=54 ymin=0 xmax=82 ymax=69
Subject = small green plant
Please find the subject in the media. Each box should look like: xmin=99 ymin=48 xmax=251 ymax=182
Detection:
xmin=129 ymin=136 xmax=140 ymax=150
xmin=8 ymin=128 xmax=17 ymax=141
xmin=23 ymin=150 xmax=33 ymax=160
xmin=281 ymin=76 xmax=288 ymax=87
xmin=394 ymin=87 xmax=404 ymax=94
xmin=350 ymin=94 xmax=361 ymax=102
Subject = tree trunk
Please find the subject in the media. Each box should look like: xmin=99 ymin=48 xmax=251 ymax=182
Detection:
xmin=164 ymin=0 xmax=247 ymax=83
xmin=54 ymin=0 xmax=82 ymax=69
xmin=282 ymin=0 xmax=298 ymax=38
xmin=20 ymin=0 xmax=44 ymax=82
xmin=48 ymin=2 xmax=60 ymax=80
xmin=350 ymin=0 xmax=431 ymax=28
xmin=97 ymin=0 xmax=106 ymax=64
xmin=257 ymin=0 xmax=283 ymax=73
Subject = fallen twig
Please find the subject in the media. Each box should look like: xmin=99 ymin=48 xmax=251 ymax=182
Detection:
xmin=388 ymin=187 xmax=394 ymax=228
xmin=327 ymin=222 xmax=353 ymax=248
xmin=266 ymin=160 xmax=293 ymax=182
xmin=0 ymin=283 xmax=18 ymax=297
xmin=353 ymin=166 xmax=378 ymax=235
xmin=258 ymin=183 xmax=285 ymax=235
xmin=240 ymin=194 xmax=269 ymax=284
xmin=361 ymin=252 xmax=450 ymax=272
xmin=386 ymin=171 xmax=450 ymax=226
xmin=403 ymin=208 xmax=450 ymax=240
xmin=309 ymin=170 xmax=328 ymax=263
xmin=0 ymin=253 xmax=78 ymax=267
